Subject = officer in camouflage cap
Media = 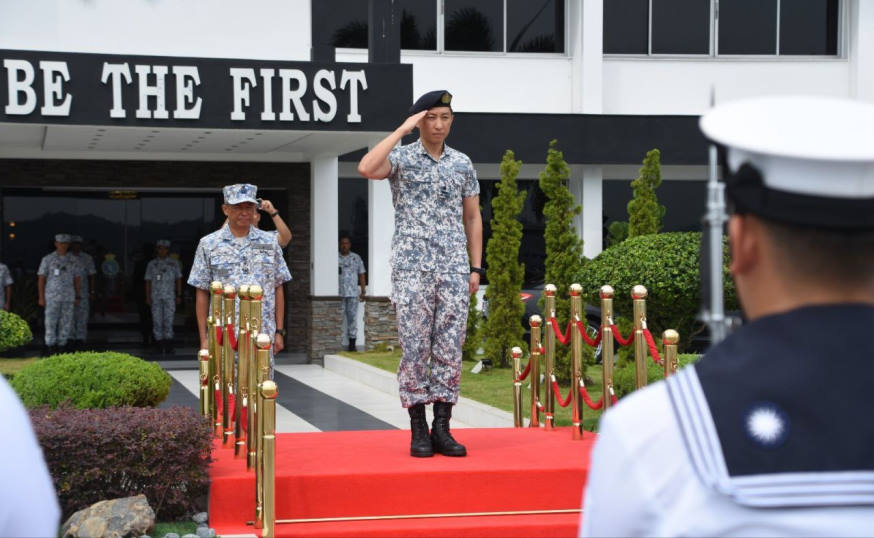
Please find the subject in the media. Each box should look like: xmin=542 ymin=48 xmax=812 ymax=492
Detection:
xmin=0 ymin=258 xmax=12 ymax=311
xmin=188 ymin=183 xmax=292 ymax=375
xmin=145 ymin=239 xmax=182 ymax=354
xmin=69 ymin=235 xmax=96 ymax=348
xmin=359 ymin=90 xmax=483 ymax=458
xmin=37 ymin=233 xmax=82 ymax=353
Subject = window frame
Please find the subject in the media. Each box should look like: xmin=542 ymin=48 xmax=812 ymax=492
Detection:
xmin=603 ymin=0 xmax=846 ymax=60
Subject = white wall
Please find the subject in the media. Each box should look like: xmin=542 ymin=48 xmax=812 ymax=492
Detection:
xmin=0 ymin=0 xmax=312 ymax=61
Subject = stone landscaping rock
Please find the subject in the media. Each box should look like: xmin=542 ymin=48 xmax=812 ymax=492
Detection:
xmin=195 ymin=527 xmax=210 ymax=538
xmin=61 ymin=494 xmax=155 ymax=538
xmin=181 ymin=534 xmax=199 ymax=538
xmin=192 ymin=512 xmax=208 ymax=525
xmin=164 ymin=533 xmax=180 ymax=538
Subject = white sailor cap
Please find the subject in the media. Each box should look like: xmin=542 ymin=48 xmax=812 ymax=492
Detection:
xmin=71 ymin=235 xmax=83 ymax=243
xmin=700 ymin=96 xmax=874 ymax=230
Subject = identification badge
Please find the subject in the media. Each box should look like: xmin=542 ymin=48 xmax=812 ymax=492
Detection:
xmin=53 ymin=268 xmax=60 ymax=276
xmin=156 ymin=274 xmax=162 ymax=281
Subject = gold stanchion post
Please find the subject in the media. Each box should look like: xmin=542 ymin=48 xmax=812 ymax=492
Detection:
xmin=254 ymin=333 xmax=270 ymax=530
xmin=569 ymin=284 xmax=584 ymax=440
xmin=631 ymin=285 xmax=648 ymax=390
xmin=247 ymin=286 xmax=263 ymax=471
xmin=599 ymin=285 xmax=615 ymax=412
xmin=528 ymin=315 xmax=542 ymax=428
xmin=663 ymin=329 xmax=679 ymax=378
xmin=209 ymin=281 xmax=224 ymax=436
xmin=222 ymin=284 xmax=236 ymax=446
xmin=261 ymin=378 xmax=278 ymax=538
xmin=198 ymin=349 xmax=210 ymax=417
xmin=543 ymin=284 xmax=557 ymax=430
xmin=511 ymin=346 xmax=523 ymax=428
xmin=235 ymin=286 xmax=251 ymax=459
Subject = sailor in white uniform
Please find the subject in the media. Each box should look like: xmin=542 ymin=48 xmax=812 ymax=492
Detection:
xmin=581 ymin=96 xmax=874 ymax=537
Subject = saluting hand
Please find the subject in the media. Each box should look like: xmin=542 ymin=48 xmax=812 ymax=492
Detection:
xmin=260 ymin=199 xmax=276 ymax=214
xmin=400 ymin=110 xmax=428 ymax=135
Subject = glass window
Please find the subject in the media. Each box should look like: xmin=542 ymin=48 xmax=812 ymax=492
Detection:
xmin=719 ymin=0 xmax=776 ymax=54
xmin=603 ymin=0 xmax=649 ymax=54
xmin=507 ymin=0 xmax=565 ymax=53
xmin=312 ymin=0 xmax=368 ymax=49
xmin=445 ymin=0 xmax=504 ymax=52
xmin=780 ymin=0 xmax=839 ymax=55
xmin=651 ymin=0 xmax=710 ymax=54
xmin=399 ymin=0 xmax=437 ymax=50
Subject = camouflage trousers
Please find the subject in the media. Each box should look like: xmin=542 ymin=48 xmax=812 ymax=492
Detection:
xmin=73 ymin=298 xmax=89 ymax=341
xmin=392 ymin=270 xmax=469 ymax=408
xmin=45 ymin=300 xmax=74 ymax=346
xmin=151 ymin=299 xmax=176 ymax=340
xmin=341 ymin=297 xmax=359 ymax=339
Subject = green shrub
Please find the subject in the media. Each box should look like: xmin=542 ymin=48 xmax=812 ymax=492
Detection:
xmin=0 ymin=310 xmax=33 ymax=352
xmin=11 ymin=351 xmax=171 ymax=408
xmin=576 ymin=232 xmax=737 ymax=348
xmin=613 ymin=353 xmax=700 ymax=398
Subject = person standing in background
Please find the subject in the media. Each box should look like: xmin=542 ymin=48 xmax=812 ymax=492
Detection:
xmin=338 ymin=235 xmax=366 ymax=352
xmin=37 ymin=234 xmax=81 ymax=355
xmin=70 ymin=235 xmax=96 ymax=349
xmin=0 ymin=260 xmax=12 ymax=311
xmin=145 ymin=239 xmax=182 ymax=354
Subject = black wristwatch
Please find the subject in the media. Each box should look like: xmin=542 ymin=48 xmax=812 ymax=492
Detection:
xmin=270 ymin=211 xmax=279 ymax=217
xmin=470 ymin=266 xmax=486 ymax=276
xmin=275 ymin=328 xmax=287 ymax=337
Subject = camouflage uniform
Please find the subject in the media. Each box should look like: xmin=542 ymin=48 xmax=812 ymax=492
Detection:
xmin=0 ymin=263 xmax=12 ymax=309
xmin=339 ymin=252 xmax=366 ymax=340
xmin=37 ymin=251 xmax=81 ymax=347
xmin=188 ymin=223 xmax=292 ymax=368
xmin=387 ymin=139 xmax=479 ymax=407
xmin=70 ymin=251 xmax=96 ymax=341
xmin=145 ymin=257 xmax=182 ymax=340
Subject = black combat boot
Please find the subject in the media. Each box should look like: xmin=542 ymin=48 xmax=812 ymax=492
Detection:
xmin=408 ymin=404 xmax=434 ymax=458
xmin=348 ymin=338 xmax=356 ymax=352
xmin=431 ymin=401 xmax=467 ymax=457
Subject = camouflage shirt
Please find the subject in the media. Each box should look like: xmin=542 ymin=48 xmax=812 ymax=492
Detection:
xmin=338 ymin=252 xmax=366 ymax=297
xmin=188 ymin=224 xmax=292 ymax=340
xmin=37 ymin=252 xmax=81 ymax=302
xmin=0 ymin=263 xmax=12 ymax=307
xmin=71 ymin=252 xmax=96 ymax=295
xmin=387 ymin=139 xmax=479 ymax=273
xmin=145 ymin=257 xmax=182 ymax=300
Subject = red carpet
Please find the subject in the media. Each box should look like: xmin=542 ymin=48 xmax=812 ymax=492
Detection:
xmin=209 ymin=428 xmax=594 ymax=537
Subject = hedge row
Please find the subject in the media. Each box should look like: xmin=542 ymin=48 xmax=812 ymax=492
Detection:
xmin=0 ymin=310 xmax=32 ymax=352
xmin=31 ymin=405 xmax=213 ymax=520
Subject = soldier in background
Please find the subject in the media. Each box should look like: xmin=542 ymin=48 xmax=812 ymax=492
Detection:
xmin=70 ymin=235 xmax=96 ymax=348
xmin=37 ymin=234 xmax=81 ymax=354
xmin=0 ymin=259 xmax=12 ymax=311
xmin=338 ymin=234 xmax=366 ymax=352
xmin=145 ymin=240 xmax=182 ymax=354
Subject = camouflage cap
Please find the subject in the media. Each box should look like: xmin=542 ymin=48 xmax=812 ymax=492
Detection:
xmin=156 ymin=239 xmax=171 ymax=247
xmin=55 ymin=233 xmax=72 ymax=243
xmin=223 ymin=183 xmax=258 ymax=205
xmin=71 ymin=235 xmax=83 ymax=243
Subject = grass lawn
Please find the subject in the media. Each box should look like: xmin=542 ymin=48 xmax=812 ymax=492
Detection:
xmin=0 ymin=356 xmax=39 ymax=378
xmin=339 ymin=350 xmax=607 ymax=432
xmin=153 ymin=521 xmax=197 ymax=536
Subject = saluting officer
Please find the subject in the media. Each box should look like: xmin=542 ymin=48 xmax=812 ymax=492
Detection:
xmin=358 ymin=90 xmax=483 ymax=458
xmin=581 ymin=96 xmax=874 ymax=536
xmin=188 ymin=184 xmax=292 ymax=374
xmin=37 ymin=234 xmax=81 ymax=354
xmin=145 ymin=239 xmax=182 ymax=354
xmin=70 ymin=235 xmax=96 ymax=348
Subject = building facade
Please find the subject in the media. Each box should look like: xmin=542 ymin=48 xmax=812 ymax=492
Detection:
xmin=1 ymin=0 xmax=872 ymax=357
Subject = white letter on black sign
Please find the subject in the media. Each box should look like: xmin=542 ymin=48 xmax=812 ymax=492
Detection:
xmin=39 ymin=61 xmax=72 ymax=116
xmin=260 ymin=68 xmax=276 ymax=121
xmin=135 ymin=65 xmax=169 ymax=119
xmin=230 ymin=68 xmax=257 ymax=121
xmin=340 ymin=70 xmax=367 ymax=123
xmin=172 ymin=66 xmax=202 ymax=119
xmin=4 ymin=59 xmax=37 ymax=115
xmin=101 ymin=62 xmax=132 ymax=118
xmin=312 ymin=69 xmax=337 ymax=123
xmin=278 ymin=69 xmax=309 ymax=122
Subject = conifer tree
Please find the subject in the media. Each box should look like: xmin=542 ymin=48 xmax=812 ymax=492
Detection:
xmin=539 ymin=140 xmax=586 ymax=380
xmin=627 ymin=148 xmax=665 ymax=237
xmin=462 ymin=291 xmax=482 ymax=362
xmin=484 ymin=150 xmax=527 ymax=367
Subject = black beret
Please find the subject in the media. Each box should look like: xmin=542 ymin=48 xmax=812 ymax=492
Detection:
xmin=409 ymin=90 xmax=452 ymax=115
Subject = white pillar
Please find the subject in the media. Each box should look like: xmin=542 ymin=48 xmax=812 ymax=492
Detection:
xmin=310 ymin=154 xmax=339 ymax=295
xmin=570 ymin=0 xmax=603 ymax=113
xmin=571 ymin=165 xmax=604 ymax=259
xmin=849 ymin=0 xmax=874 ymax=103
xmin=367 ymin=178 xmax=394 ymax=296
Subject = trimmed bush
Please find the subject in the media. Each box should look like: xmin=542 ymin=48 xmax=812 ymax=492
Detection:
xmin=30 ymin=405 xmax=213 ymax=520
xmin=613 ymin=353 xmax=700 ymax=398
xmin=11 ymin=351 xmax=171 ymax=408
xmin=576 ymin=232 xmax=737 ymax=348
xmin=0 ymin=310 xmax=33 ymax=352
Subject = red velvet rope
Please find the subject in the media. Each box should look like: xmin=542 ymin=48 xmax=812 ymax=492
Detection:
xmin=551 ymin=380 xmax=573 ymax=408
xmin=642 ymin=329 xmax=662 ymax=364
xmin=214 ymin=388 xmax=222 ymax=414
xmin=515 ymin=360 xmax=532 ymax=382
xmin=579 ymin=385 xmax=605 ymax=410
xmin=611 ymin=394 xmax=618 ymax=405
xmin=215 ymin=326 xmax=223 ymax=346
xmin=610 ymin=325 xmax=634 ymax=346
xmin=225 ymin=324 xmax=238 ymax=351
xmin=538 ymin=345 xmax=545 ymax=355
xmin=574 ymin=320 xmax=603 ymax=348
xmin=548 ymin=317 xmax=572 ymax=346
